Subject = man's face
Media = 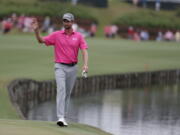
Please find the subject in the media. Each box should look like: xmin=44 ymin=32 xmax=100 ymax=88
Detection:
xmin=63 ymin=19 xmax=73 ymax=29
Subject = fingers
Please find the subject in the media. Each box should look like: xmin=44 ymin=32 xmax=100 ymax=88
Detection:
xmin=31 ymin=17 xmax=39 ymax=30
xmin=31 ymin=18 xmax=38 ymax=26
xmin=82 ymin=65 xmax=88 ymax=72
xmin=32 ymin=17 xmax=37 ymax=23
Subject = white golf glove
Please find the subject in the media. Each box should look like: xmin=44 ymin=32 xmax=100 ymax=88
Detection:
xmin=82 ymin=70 xmax=88 ymax=78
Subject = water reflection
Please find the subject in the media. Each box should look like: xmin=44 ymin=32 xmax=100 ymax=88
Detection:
xmin=28 ymin=83 xmax=180 ymax=135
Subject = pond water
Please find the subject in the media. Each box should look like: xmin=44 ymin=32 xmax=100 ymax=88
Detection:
xmin=28 ymin=83 xmax=180 ymax=135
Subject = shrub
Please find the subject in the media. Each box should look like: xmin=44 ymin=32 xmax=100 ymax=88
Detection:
xmin=176 ymin=8 xmax=180 ymax=17
xmin=0 ymin=1 xmax=98 ymax=23
xmin=113 ymin=10 xmax=180 ymax=30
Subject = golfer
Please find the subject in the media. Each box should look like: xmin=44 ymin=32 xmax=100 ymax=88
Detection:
xmin=32 ymin=13 xmax=88 ymax=127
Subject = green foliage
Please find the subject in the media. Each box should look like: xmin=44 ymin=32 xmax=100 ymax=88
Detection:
xmin=113 ymin=10 xmax=180 ymax=29
xmin=78 ymin=0 xmax=108 ymax=8
xmin=0 ymin=1 xmax=98 ymax=22
xmin=176 ymin=8 xmax=180 ymax=18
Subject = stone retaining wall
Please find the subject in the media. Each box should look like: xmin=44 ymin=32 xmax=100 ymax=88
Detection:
xmin=8 ymin=69 xmax=180 ymax=118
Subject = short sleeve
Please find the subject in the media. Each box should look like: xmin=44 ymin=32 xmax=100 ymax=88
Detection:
xmin=79 ymin=34 xmax=88 ymax=50
xmin=43 ymin=32 xmax=56 ymax=46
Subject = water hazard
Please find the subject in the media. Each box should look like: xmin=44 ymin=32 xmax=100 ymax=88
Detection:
xmin=28 ymin=83 xmax=180 ymax=135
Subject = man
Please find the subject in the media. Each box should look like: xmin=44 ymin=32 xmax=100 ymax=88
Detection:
xmin=31 ymin=13 xmax=88 ymax=127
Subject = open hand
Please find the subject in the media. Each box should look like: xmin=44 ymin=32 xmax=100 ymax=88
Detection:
xmin=31 ymin=18 xmax=39 ymax=31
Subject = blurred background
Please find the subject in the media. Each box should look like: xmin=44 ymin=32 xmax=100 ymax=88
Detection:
xmin=1 ymin=0 xmax=180 ymax=41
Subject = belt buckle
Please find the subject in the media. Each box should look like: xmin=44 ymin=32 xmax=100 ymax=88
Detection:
xmin=71 ymin=62 xmax=77 ymax=66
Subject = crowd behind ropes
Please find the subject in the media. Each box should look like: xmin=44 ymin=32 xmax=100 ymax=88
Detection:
xmin=1 ymin=13 xmax=180 ymax=42
xmin=127 ymin=26 xmax=180 ymax=42
xmin=0 ymin=13 xmax=97 ymax=37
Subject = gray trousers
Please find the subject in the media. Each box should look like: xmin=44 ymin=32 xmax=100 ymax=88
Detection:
xmin=55 ymin=63 xmax=77 ymax=119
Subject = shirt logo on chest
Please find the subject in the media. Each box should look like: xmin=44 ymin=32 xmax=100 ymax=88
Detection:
xmin=72 ymin=37 xmax=77 ymax=41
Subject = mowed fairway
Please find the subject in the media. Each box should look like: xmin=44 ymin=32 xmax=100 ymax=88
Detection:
xmin=0 ymin=34 xmax=180 ymax=80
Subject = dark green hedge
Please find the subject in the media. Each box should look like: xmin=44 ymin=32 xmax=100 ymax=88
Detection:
xmin=176 ymin=8 xmax=180 ymax=18
xmin=78 ymin=0 xmax=108 ymax=8
xmin=113 ymin=10 xmax=180 ymax=29
xmin=0 ymin=1 xmax=98 ymax=23
xmin=44 ymin=0 xmax=108 ymax=7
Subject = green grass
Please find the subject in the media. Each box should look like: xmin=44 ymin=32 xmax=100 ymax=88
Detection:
xmin=88 ymin=39 xmax=180 ymax=74
xmin=0 ymin=34 xmax=180 ymax=134
xmin=0 ymin=80 xmax=19 ymax=119
xmin=0 ymin=119 xmax=111 ymax=135
xmin=1 ymin=35 xmax=180 ymax=80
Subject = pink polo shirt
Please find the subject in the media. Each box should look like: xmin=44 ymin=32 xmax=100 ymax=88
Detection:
xmin=43 ymin=30 xmax=88 ymax=63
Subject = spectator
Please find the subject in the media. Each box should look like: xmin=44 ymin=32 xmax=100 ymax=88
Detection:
xmin=17 ymin=14 xmax=25 ymax=31
xmin=11 ymin=13 xmax=18 ymax=27
xmin=164 ymin=30 xmax=174 ymax=41
xmin=48 ymin=24 xmax=55 ymax=34
xmin=104 ymin=25 xmax=111 ymax=38
xmin=2 ymin=18 xmax=13 ymax=34
xmin=155 ymin=0 xmax=161 ymax=11
xmin=133 ymin=31 xmax=140 ymax=41
xmin=42 ymin=16 xmax=51 ymax=33
xmin=72 ymin=23 xmax=78 ymax=31
xmin=156 ymin=31 xmax=163 ymax=41
xmin=175 ymin=30 xmax=180 ymax=42
xmin=128 ymin=26 xmax=135 ymax=40
xmin=23 ymin=16 xmax=33 ymax=32
xmin=90 ymin=23 xmax=97 ymax=37
xmin=140 ymin=29 xmax=149 ymax=40
xmin=133 ymin=0 xmax=139 ymax=6
xmin=111 ymin=24 xmax=118 ymax=38
xmin=77 ymin=27 xmax=90 ymax=37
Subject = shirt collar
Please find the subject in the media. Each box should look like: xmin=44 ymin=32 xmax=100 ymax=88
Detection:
xmin=61 ymin=30 xmax=75 ymax=35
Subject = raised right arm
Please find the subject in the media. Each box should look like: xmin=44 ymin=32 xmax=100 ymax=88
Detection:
xmin=32 ymin=18 xmax=45 ymax=43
